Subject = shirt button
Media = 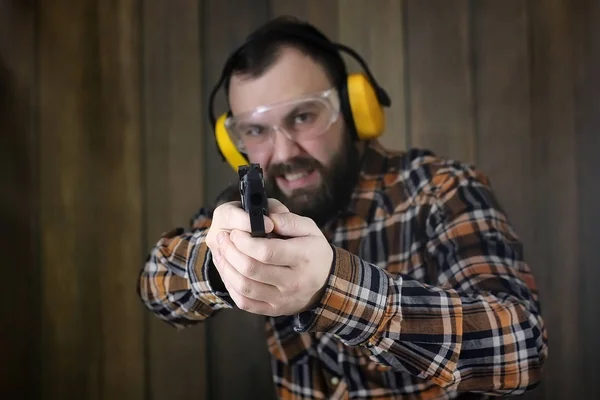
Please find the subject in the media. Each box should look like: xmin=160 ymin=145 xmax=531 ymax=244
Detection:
xmin=330 ymin=376 xmax=340 ymax=385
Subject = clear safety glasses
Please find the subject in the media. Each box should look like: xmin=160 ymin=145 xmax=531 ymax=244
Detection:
xmin=224 ymin=88 xmax=341 ymax=153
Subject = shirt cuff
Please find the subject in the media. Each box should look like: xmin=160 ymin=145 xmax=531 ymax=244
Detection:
xmin=187 ymin=231 xmax=234 ymax=310
xmin=293 ymin=245 xmax=392 ymax=346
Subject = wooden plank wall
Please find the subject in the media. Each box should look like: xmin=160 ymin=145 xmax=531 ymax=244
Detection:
xmin=1 ymin=0 xmax=599 ymax=399
xmin=37 ymin=1 xmax=145 ymax=399
xmin=0 ymin=0 xmax=39 ymax=399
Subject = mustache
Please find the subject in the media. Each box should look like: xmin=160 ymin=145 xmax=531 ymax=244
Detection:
xmin=267 ymin=157 xmax=322 ymax=176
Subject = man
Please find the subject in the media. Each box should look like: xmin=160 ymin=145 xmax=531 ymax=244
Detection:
xmin=138 ymin=16 xmax=548 ymax=399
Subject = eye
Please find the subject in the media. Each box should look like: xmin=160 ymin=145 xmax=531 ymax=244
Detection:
xmin=242 ymin=125 xmax=264 ymax=137
xmin=294 ymin=112 xmax=315 ymax=125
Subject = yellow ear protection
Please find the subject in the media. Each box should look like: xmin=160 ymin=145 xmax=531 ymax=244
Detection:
xmin=207 ymin=22 xmax=392 ymax=172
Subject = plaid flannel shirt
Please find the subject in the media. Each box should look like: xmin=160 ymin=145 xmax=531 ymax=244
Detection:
xmin=138 ymin=140 xmax=548 ymax=399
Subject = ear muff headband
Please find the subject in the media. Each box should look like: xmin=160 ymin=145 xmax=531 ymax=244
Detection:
xmin=208 ymin=25 xmax=392 ymax=172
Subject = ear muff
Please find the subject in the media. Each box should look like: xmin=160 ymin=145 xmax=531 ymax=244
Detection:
xmin=215 ymin=113 xmax=249 ymax=171
xmin=345 ymin=73 xmax=386 ymax=140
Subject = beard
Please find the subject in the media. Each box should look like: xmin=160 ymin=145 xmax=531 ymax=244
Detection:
xmin=264 ymin=135 xmax=362 ymax=228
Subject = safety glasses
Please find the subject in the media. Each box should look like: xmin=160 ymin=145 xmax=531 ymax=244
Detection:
xmin=224 ymin=88 xmax=341 ymax=153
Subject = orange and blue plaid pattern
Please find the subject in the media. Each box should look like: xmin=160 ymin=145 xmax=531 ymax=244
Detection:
xmin=138 ymin=140 xmax=548 ymax=399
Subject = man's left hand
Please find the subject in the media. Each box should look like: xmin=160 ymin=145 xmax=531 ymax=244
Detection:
xmin=212 ymin=207 xmax=333 ymax=316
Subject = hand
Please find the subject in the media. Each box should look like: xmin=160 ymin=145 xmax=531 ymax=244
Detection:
xmin=205 ymin=198 xmax=288 ymax=252
xmin=212 ymin=201 xmax=333 ymax=316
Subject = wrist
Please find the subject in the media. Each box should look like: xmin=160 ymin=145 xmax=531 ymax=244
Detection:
xmin=303 ymin=282 xmax=327 ymax=313
xmin=294 ymin=246 xmax=390 ymax=347
xmin=296 ymin=244 xmax=336 ymax=320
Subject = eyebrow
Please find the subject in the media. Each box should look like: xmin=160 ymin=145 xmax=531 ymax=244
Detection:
xmin=284 ymin=102 xmax=317 ymax=117
xmin=236 ymin=101 xmax=319 ymax=126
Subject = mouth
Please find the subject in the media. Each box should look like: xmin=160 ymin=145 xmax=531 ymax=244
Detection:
xmin=275 ymin=168 xmax=319 ymax=192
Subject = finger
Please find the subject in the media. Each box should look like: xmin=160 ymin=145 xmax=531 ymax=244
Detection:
xmin=269 ymin=211 xmax=319 ymax=238
xmin=229 ymin=229 xmax=294 ymax=275
xmin=219 ymin=230 xmax=289 ymax=288
xmin=225 ymin=282 xmax=277 ymax=316
xmin=215 ymin=201 xmax=274 ymax=234
xmin=214 ymin=263 xmax=275 ymax=316
xmin=267 ymin=198 xmax=290 ymax=214
xmin=213 ymin=243 xmax=282 ymax=304
xmin=230 ymin=229 xmax=303 ymax=270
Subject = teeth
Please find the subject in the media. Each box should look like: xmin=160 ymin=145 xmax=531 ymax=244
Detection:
xmin=284 ymin=172 xmax=308 ymax=181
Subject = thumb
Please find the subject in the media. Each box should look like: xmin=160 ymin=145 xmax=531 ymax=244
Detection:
xmin=269 ymin=212 xmax=318 ymax=238
xmin=266 ymin=198 xmax=290 ymax=214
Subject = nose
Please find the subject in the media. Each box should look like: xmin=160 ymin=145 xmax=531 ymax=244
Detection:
xmin=270 ymin=127 xmax=301 ymax=163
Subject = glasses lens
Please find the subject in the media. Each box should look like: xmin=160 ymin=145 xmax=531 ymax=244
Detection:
xmin=226 ymin=93 xmax=338 ymax=153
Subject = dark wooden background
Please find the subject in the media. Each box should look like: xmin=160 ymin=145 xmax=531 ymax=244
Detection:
xmin=2 ymin=0 xmax=599 ymax=399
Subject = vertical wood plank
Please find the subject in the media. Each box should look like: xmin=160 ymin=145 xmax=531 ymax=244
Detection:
xmin=39 ymin=1 xmax=91 ymax=396
xmin=269 ymin=0 xmax=339 ymax=40
xmin=405 ymin=0 xmax=475 ymax=163
xmin=202 ymin=0 xmax=270 ymax=201
xmin=202 ymin=2 xmax=275 ymax=399
xmin=574 ymin=0 xmax=600 ymax=398
xmin=0 ymin=0 xmax=39 ymax=398
xmin=338 ymin=0 xmax=407 ymax=151
xmin=529 ymin=0 xmax=579 ymax=398
xmin=471 ymin=1 xmax=535 ymax=276
xmin=39 ymin=1 xmax=145 ymax=398
xmin=142 ymin=1 xmax=207 ymax=399
xmin=473 ymin=5 xmax=546 ymax=398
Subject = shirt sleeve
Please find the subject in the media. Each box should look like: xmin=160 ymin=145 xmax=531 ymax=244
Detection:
xmin=137 ymin=208 xmax=234 ymax=329
xmin=294 ymin=165 xmax=548 ymax=395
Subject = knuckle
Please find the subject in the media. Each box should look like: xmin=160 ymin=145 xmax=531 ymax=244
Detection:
xmin=239 ymin=283 xmax=252 ymax=296
xmin=206 ymin=230 xmax=216 ymax=247
xmin=218 ymin=239 xmax=229 ymax=256
xmin=283 ymin=279 xmax=301 ymax=295
xmin=291 ymin=279 xmax=301 ymax=293
xmin=213 ymin=205 xmax=224 ymax=222
xmin=236 ymin=298 xmax=250 ymax=311
xmin=257 ymin=244 xmax=274 ymax=264
xmin=275 ymin=213 xmax=288 ymax=228
xmin=292 ymin=215 xmax=301 ymax=230
xmin=286 ymin=214 xmax=296 ymax=229
xmin=240 ymin=258 xmax=255 ymax=277
xmin=215 ymin=204 xmax=234 ymax=227
xmin=268 ymin=304 xmax=279 ymax=317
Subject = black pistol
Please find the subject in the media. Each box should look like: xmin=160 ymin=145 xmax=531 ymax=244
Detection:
xmin=239 ymin=163 xmax=268 ymax=237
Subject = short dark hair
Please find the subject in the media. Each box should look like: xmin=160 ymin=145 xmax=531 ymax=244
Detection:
xmin=223 ymin=16 xmax=348 ymax=96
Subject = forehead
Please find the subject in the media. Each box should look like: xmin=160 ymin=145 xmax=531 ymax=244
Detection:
xmin=228 ymin=46 xmax=333 ymax=116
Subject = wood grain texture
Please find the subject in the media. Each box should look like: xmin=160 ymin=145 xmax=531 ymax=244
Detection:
xmin=471 ymin=1 xmax=534 ymax=264
xmin=0 ymin=0 xmax=39 ymax=398
xmin=574 ymin=0 xmax=600 ymax=398
xmin=142 ymin=1 xmax=207 ymax=399
xmin=270 ymin=0 xmax=339 ymax=40
xmin=202 ymin=0 xmax=270 ymax=201
xmin=529 ymin=0 xmax=579 ymax=398
xmin=39 ymin=0 xmax=145 ymax=398
xmin=2 ymin=2 xmax=600 ymax=399
xmin=405 ymin=0 xmax=475 ymax=163
xmin=338 ymin=0 xmax=407 ymax=151
xmin=201 ymin=2 xmax=276 ymax=399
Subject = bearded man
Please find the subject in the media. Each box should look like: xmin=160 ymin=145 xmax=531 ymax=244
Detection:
xmin=137 ymin=16 xmax=547 ymax=400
